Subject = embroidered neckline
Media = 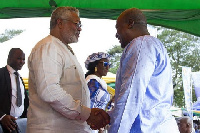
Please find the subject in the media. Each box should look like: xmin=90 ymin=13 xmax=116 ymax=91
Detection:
xmin=66 ymin=44 xmax=74 ymax=55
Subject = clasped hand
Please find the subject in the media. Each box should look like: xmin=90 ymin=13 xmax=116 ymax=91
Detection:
xmin=86 ymin=108 xmax=110 ymax=130
xmin=1 ymin=115 xmax=17 ymax=132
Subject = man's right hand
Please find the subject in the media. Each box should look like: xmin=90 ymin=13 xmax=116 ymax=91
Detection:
xmin=86 ymin=108 xmax=110 ymax=130
xmin=1 ymin=115 xmax=17 ymax=132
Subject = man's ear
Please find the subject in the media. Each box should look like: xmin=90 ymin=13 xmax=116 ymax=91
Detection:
xmin=186 ymin=123 xmax=191 ymax=128
xmin=57 ymin=19 xmax=62 ymax=29
xmin=128 ymin=19 xmax=134 ymax=29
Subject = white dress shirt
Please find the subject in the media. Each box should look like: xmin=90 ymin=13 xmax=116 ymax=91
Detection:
xmin=7 ymin=65 xmax=25 ymax=118
xmin=27 ymin=35 xmax=91 ymax=133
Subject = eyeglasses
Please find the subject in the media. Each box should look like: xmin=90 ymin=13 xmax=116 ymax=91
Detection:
xmin=99 ymin=61 xmax=111 ymax=67
xmin=61 ymin=19 xmax=82 ymax=28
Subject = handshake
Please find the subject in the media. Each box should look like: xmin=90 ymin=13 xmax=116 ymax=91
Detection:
xmin=86 ymin=108 xmax=110 ymax=130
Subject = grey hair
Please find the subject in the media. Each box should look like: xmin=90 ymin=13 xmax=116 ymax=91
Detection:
xmin=50 ymin=7 xmax=79 ymax=29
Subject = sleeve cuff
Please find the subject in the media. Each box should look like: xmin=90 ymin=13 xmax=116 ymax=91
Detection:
xmin=75 ymin=105 xmax=91 ymax=123
xmin=0 ymin=114 xmax=6 ymax=121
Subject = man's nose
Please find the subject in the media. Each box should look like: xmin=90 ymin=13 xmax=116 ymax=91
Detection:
xmin=20 ymin=60 xmax=25 ymax=64
xmin=78 ymin=27 xmax=81 ymax=31
xmin=116 ymin=33 xmax=119 ymax=38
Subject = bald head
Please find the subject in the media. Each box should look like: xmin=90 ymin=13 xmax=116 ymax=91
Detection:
xmin=118 ymin=8 xmax=147 ymax=26
xmin=178 ymin=116 xmax=192 ymax=133
xmin=115 ymin=8 xmax=149 ymax=48
xmin=7 ymin=48 xmax=25 ymax=71
xmin=7 ymin=48 xmax=23 ymax=62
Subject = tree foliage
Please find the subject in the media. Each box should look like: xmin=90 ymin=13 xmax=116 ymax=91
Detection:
xmin=0 ymin=29 xmax=24 ymax=43
xmin=107 ymin=26 xmax=200 ymax=107
xmin=107 ymin=45 xmax=123 ymax=74
xmin=157 ymin=27 xmax=200 ymax=107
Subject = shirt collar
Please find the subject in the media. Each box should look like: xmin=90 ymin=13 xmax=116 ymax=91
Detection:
xmin=7 ymin=65 xmax=20 ymax=76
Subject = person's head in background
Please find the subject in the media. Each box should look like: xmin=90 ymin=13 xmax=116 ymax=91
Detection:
xmin=115 ymin=8 xmax=150 ymax=48
xmin=177 ymin=116 xmax=192 ymax=133
xmin=50 ymin=7 xmax=82 ymax=45
xmin=7 ymin=48 xmax=25 ymax=71
xmin=85 ymin=52 xmax=111 ymax=78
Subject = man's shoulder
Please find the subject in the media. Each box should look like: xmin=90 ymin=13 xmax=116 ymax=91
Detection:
xmin=29 ymin=35 xmax=56 ymax=55
xmin=33 ymin=35 xmax=60 ymax=51
xmin=35 ymin=35 xmax=52 ymax=47
xmin=0 ymin=66 xmax=7 ymax=73
xmin=138 ymin=35 xmax=165 ymax=51
xmin=0 ymin=67 xmax=9 ymax=80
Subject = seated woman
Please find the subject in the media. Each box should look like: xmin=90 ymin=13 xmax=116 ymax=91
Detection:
xmin=84 ymin=52 xmax=112 ymax=111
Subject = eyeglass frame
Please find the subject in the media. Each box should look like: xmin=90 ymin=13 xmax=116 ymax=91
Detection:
xmin=99 ymin=61 xmax=111 ymax=68
xmin=61 ymin=19 xmax=82 ymax=28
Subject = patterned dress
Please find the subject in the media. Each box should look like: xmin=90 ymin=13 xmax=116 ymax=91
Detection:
xmin=86 ymin=75 xmax=110 ymax=110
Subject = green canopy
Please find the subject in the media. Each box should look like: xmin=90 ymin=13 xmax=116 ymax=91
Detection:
xmin=1 ymin=0 xmax=200 ymax=36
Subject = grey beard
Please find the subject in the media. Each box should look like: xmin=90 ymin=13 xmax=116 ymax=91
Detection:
xmin=69 ymin=35 xmax=78 ymax=44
